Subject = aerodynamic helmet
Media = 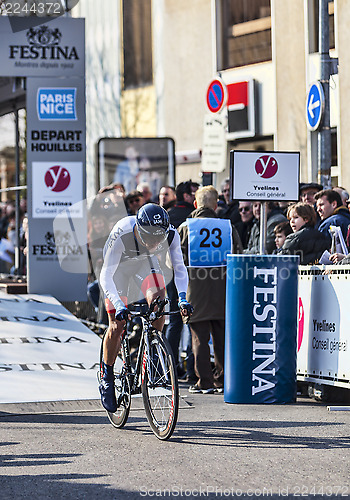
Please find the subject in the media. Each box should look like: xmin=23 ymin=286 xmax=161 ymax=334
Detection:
xmin=135 ymin=203 xmax=170 ymax=247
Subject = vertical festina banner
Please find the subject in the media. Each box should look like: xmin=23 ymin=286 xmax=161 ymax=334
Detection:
xmin=0 ymin=16 xmax=87 ymax=300
xmin=224 ymin=255 xmax=299 ymax=404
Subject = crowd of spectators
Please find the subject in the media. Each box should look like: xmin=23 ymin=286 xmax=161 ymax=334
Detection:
xmin=83 ymin=176 xmax=350 ymax=393
xmin=4 ymin=173 xmax=350 ymax=394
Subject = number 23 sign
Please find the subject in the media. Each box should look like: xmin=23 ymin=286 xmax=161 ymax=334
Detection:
xmin=187 ymin=218 xmax=233 ymax=267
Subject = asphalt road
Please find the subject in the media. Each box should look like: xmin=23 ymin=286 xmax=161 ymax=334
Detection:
xmin=0 ymin=389 xmax=349 ymax=499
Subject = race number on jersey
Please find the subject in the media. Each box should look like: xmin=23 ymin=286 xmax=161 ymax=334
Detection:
xmin=187 ymin=218 xmax=233 ymax=267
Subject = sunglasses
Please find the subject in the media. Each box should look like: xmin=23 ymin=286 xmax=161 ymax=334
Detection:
xmin=223 ymin=189 xmax=230 ymax=193
xmin=239 ymin=207 xmax=251 ymax=213
xmin=129 ymin=198 xmax=140 ymax=203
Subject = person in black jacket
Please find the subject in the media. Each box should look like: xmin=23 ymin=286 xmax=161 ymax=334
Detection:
xmin=279 ymin=202 xmax=330 ymax=265
xmin=216 ymin=178 xmax=241 ymax=226
xmin=167 ymin=181 xmax=199 ymax=228
xmin=166 ymin=180 xmax=199 ymax=382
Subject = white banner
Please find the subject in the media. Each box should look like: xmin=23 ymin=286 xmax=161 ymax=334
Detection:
xmin=0 ymin=292 xmax=100 ymax=403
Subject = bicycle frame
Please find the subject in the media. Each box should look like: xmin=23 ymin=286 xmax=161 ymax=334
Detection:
xmin=121 ymin=317 xmax=151 ymax=395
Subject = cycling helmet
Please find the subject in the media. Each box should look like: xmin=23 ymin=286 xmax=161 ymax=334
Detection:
xmin=135 ymin=203 xmax=170 ymax=247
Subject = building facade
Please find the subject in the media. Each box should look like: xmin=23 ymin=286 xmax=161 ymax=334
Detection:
xmin=73 ymin=0 xmax=348 ymax=195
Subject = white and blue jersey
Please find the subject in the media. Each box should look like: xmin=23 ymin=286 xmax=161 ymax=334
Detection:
xmin=99 ymin=216 xmax=188 ymax=311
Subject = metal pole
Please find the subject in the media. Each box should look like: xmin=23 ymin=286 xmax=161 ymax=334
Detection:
xmin=14 ymin=108 xmax=21 ymax=273
xmin=259 ymin=202 xmax=267 ymax=255
xmin=318 ymin=0 xmax=332 ymax=188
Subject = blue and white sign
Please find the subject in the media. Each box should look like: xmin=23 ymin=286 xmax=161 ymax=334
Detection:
xmin=188 ymin=218 xmax=232 ymax=267
xmin=306 ymin=82 xmax=325 ymax=131
xmin=37 ymin=88 xmax=77 ymax=120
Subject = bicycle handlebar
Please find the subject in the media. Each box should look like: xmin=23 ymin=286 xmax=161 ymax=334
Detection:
xmin=127 ymin=297 xmax=181 ymax=322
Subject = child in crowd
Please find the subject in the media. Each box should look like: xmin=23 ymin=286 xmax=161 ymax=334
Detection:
xmin=273 ymin=221 xmax=293 ymax=253
xmin=279 ymin=202 xmax=329 ymax=265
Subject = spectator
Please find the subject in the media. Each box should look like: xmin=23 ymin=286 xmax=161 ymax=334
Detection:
xmin=167 ymin=180 xmax=199 ymax=228
xmin=244 ymin=201 xmax=287 ymax=254
xmin=19 ymin=214 xmax=28 ymax=275
xmin=278 ymin=201 xmax=292 ymax=217
xmin=216 ymin=178 xmax=240 ymax=226
xmin=137 ymin=182 xmax=153 ymax=204
xmin=0 ymin=201 xmax=15 ymax=239
xmin=279 ymin=202 xmax=329 ymax=264
xmin=235 ymin=201 xmax=255 ymax=249
xmin=273 ymin=221 xmax=293 ymax=253
xmin=0 ymin=225 xmax=15 ymax=273
xmin=99 ymin=182 xmax=126 ymax=198
xmin=87 ymin=214 xmax=110 ymax=314
xmin=88 ymin=214 xmax=110 ymax=275
xmin=19 ymin=198 xmax=27 ymax=217
xmin=125 ymin=190 xmax=144 ymax=215
xmin=315 ymin=189 xmax=350 ymax=245
xmin=299 ymin=182 xmax=323 ymax=205
xmin=333 ymin=186 xmax=349 ymax=206
xmin=159 ymin=186 xmax=176 ymax=210
xmin=166 ymin=180 xmax=199 ymax=381
xmin=89 ymin=183 xmax=127 ymax=229
xmin=178 ymin=186 xmax=242 ymax=393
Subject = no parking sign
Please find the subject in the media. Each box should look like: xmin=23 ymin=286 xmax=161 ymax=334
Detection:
xmin=206 ymin=78 xmax=227 ymax=113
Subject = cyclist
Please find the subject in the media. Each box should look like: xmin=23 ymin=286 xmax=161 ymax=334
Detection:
xmin=99 ymin=203 xmax=193 ymax=412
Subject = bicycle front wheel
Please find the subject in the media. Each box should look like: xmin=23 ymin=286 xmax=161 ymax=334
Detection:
xmin=99 ymin=337 xmax=131 ymax=429
xmin=142 ymin=331 xmax=179 ymax=440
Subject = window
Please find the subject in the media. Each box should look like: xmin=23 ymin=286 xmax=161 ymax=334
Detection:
xmin=122 ymin=0 xmax=153 ymax=89
xmin=310 ymin=0 xmax=335 ymax=53
xmin=217 ymin=0 xmax=271 ymax=70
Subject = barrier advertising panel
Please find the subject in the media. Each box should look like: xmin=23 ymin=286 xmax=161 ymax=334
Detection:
xmin=225 ymin=255 xmax=299 ymax=403
xmin=297 ymin=269 xmax=350 ymax=387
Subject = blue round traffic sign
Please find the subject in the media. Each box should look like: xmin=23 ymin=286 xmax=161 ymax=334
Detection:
xmin=306 ymin=81 xmax=325 ymax=131
xmin=206 ymin=79 xmax=226 ymax=113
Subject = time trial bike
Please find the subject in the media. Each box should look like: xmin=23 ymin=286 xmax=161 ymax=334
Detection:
xmin=98 ymin=297 xmax=179 ymax=440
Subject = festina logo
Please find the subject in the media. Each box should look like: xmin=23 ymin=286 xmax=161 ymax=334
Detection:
xmin=32 ymin=231 xmax=83 ymax=256
xmin=9 ymin=25 xmax=79 ymax=60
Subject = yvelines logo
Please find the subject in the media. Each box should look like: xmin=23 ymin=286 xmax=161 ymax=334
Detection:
xmin=44 ymin=165 xmax=71 ymax=192
xmin=255 ymin=155 xmax=278 ymax=179
xmin=9 ymin=25 xmax=79 ymax=60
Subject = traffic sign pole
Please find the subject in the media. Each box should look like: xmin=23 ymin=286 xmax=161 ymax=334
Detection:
xmin=318 ymin=0 xmax=332 ymax=189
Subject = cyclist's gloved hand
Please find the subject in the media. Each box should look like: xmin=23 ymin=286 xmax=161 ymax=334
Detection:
xmin=178 ymin=292 xmax=194 ymax=317
xmin=115 ymin=307 xmax=130 ymax=322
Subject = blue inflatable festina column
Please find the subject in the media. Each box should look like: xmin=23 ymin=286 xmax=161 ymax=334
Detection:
xmin=224 ymin=254 xmax=299 ymax=404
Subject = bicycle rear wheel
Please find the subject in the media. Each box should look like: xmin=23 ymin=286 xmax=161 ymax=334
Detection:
xmin=99 ymin=336 xmax=131 ymax=428
xmin=142 ymin=331 xmax=179 ymax=440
